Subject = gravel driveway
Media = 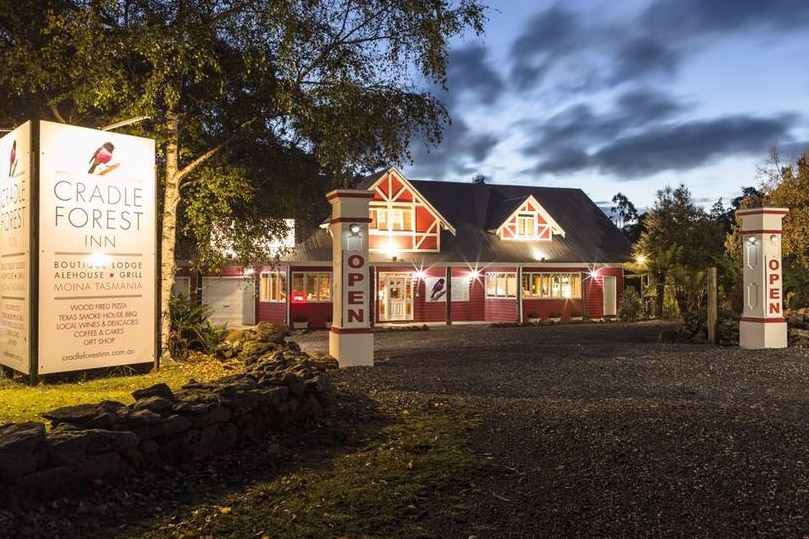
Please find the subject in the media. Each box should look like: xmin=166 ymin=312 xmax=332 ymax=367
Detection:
xmin=296 ymin=321 xmax=809 ymax=538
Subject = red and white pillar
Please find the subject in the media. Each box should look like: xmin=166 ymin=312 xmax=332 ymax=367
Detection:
xmin=738 ymin=207 xmax=789 ymax=349
xmin=327 ymin=190 xmax=374 ymax=367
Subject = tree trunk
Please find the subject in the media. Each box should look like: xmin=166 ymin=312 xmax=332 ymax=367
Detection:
xmin=160 ymin=112 xmax=181 ymax=364
xmin=655 ymin=283 xmax=665 ymax=318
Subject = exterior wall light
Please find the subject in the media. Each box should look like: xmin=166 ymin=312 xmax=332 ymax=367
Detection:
xmin=100 ymin=115 xmax=151 ymax=131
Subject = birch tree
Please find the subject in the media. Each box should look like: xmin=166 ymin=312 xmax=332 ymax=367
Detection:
xmin=0 ymin=0 xmax=487 ymax=361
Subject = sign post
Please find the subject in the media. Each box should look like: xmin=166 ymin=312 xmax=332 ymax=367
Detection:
xmin=738 ymin=207 xmax=789 ymax=349
xmin=0 ymin=120 xmax=156 ymax=380
xmin=327 ymin=190 xmax=374 ymax=367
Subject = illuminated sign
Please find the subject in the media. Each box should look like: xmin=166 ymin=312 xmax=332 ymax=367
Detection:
xmin=38 ymin=121 xmax=156 ymax=374
xmin=291 ymin=292 xmax=306 ymax=304
xmin=0 ymin=123 xmax=31 ymax=374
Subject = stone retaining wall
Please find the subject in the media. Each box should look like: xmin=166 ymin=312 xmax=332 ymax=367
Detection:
xmin=715 ymin=309 xmax=809 ymax=346
xmin=0 ymin=324 xmax=335 ymax=504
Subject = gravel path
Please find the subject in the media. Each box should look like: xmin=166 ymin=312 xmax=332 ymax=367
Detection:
xmin=297 ymin=322 xmax=809 ymax=538
xmin=6 ymin=321 xmax=809 ymax=538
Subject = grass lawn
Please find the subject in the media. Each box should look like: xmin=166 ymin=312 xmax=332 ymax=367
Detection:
xmin=116 ymin=403 xmax=484 ymax=539
xmin=0 ymin=352 xmax=487 ymax=539
xmin=0 ymin=354 xmax=239 ymax=426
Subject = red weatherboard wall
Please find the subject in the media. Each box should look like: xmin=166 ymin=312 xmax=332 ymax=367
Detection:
xmin=482 ymin=266 xmax=518 ymax=322
xmin=448 ymin=267 xmax=476 ymax=322
xmin=417 ymin=273 xmax=446 ymax=322
xmin=258 ymin=302 xmax=286 ymax=325
xmin=522 ymin=299 xmax=585 ymax=321
xmin=585 ymin=273 xmax=603 ymax=319
xmin=485 ymin=297 xmax=517 ymax=322
xmin=583 ymin=266 xmax=624 ymax=319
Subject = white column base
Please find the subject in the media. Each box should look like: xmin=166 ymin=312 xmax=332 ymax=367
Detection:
xmin=739 ymin=319 xmax=787 ymax=349
xmin=329 ymin=329 xmax=374 ymax=367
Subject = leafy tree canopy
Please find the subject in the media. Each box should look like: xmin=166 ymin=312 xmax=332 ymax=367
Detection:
xmin=610 ymin=192 xmax=645 ymax=242
xmin=635 ymin=184 xmax=725 ymax=272
xmin=760 ymin=152 xmax=809 ymax=271
xmin=631 ymin=184 xmax=727 ymax=318
xmin=0 ymin=0 xmax=488 ymax=359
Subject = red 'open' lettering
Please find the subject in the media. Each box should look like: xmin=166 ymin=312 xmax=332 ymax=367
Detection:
xmin=347 ymin=254 xmax=365 ymax=268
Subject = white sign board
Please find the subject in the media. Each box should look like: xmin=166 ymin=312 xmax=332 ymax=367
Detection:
xmin=38 ymin=121 xmax=156 ymax=373
xmin=425 ymin=276 xmax=470 ymax=302
xmin=0 ymin=123 xmax=32 ymax=373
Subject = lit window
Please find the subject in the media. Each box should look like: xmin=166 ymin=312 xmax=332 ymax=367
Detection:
xmin=260 ymin=272 xmax=287 ymax=302
xmin=290 ymin=272 xmax=331 ymax=302
xmin=517 ymin=213 xmax=535 ymax=237
xmin=368 ymin=205 xmax=413 ymax=232
xmin=485 ymin=272 xmax=517 ymax=298
xmin=520 ymin=272 xmax=581 ymax=299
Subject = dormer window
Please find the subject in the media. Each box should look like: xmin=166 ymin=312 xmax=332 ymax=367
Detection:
xmin=370 ymin=205 xmax=413 ymax=232
xmin=517 ymin=213 xmax=535 ymax=238
xmin=366 ymin=168 xmax=454 ymax=253
xmin=495 ymin=195 xmax=564 ymax=242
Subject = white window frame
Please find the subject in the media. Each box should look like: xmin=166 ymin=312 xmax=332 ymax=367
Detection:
xmin=517 ymin=213 xmax=535 ymax=237
xmin=259 ymin=272 xmax=287 ymax=302
xmin=521 ymin=272 xmax=582 ymax=299
xmin=485 ymin=272 xmax=518 ymax=298
xmin=291 ymin=271 xmax=332 ymax=302
xmin=369 ymin=204 xmax=413 ymax=232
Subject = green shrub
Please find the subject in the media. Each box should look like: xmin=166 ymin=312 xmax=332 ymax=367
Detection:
xmin=169 ymin=293 xmax=228 ymax=359
xmin=619 ymin=286 xmax=643 ymax=322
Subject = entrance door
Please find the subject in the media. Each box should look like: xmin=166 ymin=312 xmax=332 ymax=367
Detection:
xmin=603 ymin=276 xmax=617 ymax=317
xmin=378 ymin=273 xmax=413 ymax=322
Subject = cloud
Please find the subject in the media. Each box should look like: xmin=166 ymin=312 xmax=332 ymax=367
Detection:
xmin=506 ymin=0 xmax=809 ymax=96
xmin=407 ymin=116 xmax=499 ymax=180
xmin=609 ymin=37 xmax=680 ymax=84
xmin=508 ymin=5 xmax=590 ymax=91
xmin=407 ymin=1 xmax=809 ymax=188
xmin=506 ymin=5 xmax=687 ymax=94
xmin=523 ymin=102 xmax=796 ymax=179
xmin=641 ymin=0 xmax=809 ymax=37
xmin=779 ymin=141 xmax=809 ymax=161
xmin=447 ymin=44 xmax=505 ymax=106
xmin=520 ymin=87 xmax=687 ymax=160
xmin=613 ymin=88 xmax=686 ymax=121
xmin=534 ymin=147 xmax=589 ymax=174
xmin=591 ymin=114 xmax=797 ymax=177
xmin=405 ymin=43 xmax=502 ymax=180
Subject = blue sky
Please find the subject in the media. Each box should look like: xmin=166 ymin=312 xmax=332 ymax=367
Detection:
xmin=401 ymin=0 xmax=809 ymax=211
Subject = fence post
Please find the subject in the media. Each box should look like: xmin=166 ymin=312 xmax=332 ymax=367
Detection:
xmin=707 ymin=267 xmax=717 ymax=344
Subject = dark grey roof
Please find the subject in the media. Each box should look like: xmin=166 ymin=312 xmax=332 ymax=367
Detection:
xmin=287 ymin=176 xmax=632 ymax=266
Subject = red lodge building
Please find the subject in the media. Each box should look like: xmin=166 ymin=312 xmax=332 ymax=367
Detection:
xmin=187 ymin=167 xmax=633 ymax=328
